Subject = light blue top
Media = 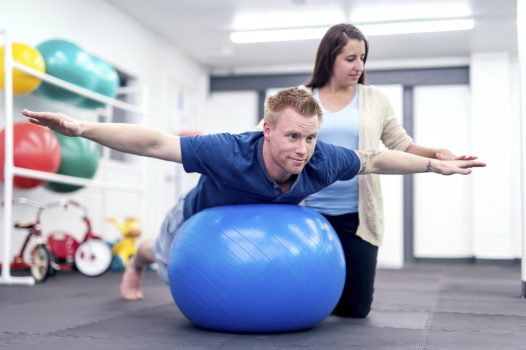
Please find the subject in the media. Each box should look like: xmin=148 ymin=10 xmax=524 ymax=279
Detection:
xmin=304 ymin=86 xmax=360 ymax=215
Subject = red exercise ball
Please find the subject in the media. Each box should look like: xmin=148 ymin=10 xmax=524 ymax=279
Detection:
xmin=0 ymin=122 xmax=61 ymax=189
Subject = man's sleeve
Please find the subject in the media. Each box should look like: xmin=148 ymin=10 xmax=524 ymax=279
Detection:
xmin=180 ymin=133 xmax=235 ymax=177
xmin=321 ymin=142 xmax=362 ymax=181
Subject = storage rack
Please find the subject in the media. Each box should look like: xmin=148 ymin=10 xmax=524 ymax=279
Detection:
xmin=0 ymin=30 xmax=148 ymax=286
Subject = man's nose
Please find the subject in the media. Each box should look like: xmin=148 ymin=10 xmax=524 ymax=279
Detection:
xmin=296 ymin=139 xmax=307 ymax=155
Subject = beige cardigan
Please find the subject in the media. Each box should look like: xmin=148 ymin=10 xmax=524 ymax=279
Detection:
xmin=355 ymin=84 xmax=413 ymax=246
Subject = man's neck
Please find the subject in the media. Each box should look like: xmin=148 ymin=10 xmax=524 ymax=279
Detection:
xmin=276 ymin=175 xmax=296 ymax=193
xmin=262 ymin=142 xmax=293 ymax=192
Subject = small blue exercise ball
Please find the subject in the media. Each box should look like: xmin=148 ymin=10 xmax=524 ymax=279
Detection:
xmin=168 ymin=204 xmax=345 ymax=333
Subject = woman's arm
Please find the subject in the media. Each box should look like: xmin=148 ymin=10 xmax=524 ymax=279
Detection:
xmin=405 ymin=144 xmax=477 ymax=161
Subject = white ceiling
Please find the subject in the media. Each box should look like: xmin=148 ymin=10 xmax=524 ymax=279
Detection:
xmin=104 ymin=0 xmax=517 ymax=73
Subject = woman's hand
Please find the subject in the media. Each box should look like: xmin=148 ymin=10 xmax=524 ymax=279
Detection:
xmin=435 ymin=148 xmax=478 ymax=161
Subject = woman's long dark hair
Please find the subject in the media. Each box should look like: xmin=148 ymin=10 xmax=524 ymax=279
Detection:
xmin=306 ymin=23 xmax=369 ymax=88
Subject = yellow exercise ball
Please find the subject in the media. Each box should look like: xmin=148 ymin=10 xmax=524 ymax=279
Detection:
xmin=0 ymin=42 xmax=46 ymax=95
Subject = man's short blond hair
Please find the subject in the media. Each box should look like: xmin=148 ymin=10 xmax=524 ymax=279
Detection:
xmin=263 ymin=87 xmax=323 ymax=127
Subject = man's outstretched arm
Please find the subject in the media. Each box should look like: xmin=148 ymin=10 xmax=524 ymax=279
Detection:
xmin=357 ymin=150 xmax=486 ymax=176
xmin=21 ymin=109 xmax=182 ymax=163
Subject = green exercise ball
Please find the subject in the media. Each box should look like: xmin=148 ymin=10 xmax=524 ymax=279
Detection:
xmin=76 ymin=55 xmax=120 ymax=109
xmin=34 ymin=39 xmax=97 ymax=104
xmin=45 ymin=133 xmax=100 ymax=193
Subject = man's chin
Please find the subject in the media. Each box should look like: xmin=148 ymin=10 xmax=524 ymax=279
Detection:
xmin=289 ymin=165 xmax=306 ymax=174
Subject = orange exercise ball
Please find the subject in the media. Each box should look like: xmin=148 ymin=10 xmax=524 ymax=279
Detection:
xmin=0 ymin=122 xmax=61 ymax=189
xmin=0 ymin=43 xmax=45 ymax=95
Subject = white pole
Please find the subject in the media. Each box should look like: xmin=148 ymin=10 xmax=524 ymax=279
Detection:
xmin=0 ymin=32 xmax=34 ymax=286
xmin=1 ymin=30 xmax=14 ymax=282
xmin=518 ymin=0 xmax=526 ymax=298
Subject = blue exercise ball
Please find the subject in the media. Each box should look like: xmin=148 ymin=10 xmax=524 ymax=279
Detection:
xmin=168 ymin=204 xmax=345 ymax=333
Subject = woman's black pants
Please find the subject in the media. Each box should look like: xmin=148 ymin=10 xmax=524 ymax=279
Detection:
xmin=323 ymin=212 xmax=378 ymax=318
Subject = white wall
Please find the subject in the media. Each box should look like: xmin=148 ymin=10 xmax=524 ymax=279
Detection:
xmin=471 ymin=52 xmax=521 ymax=259
xmin=509 ymin=57 xmax=522 ymax=259
xmin=375 ymin=85 xmax=404 ymax=268
xmin=205 ymin=91 xmax=259 ymax=134
xmin=413 ymin=85 xmax=473 ymax=258
xmin=518 ymin=0 xmax=526 ymax=283
xmin=410 ymin=54 xmax=521 ymax=260
xmin=0 ymin=0 xmax=209 ymax=256
xmin=410 ymin=53 xmax=520 ymax=260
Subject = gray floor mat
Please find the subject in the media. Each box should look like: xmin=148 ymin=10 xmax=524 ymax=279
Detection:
xmin=1 ymin=263 xmax=525 ymax=349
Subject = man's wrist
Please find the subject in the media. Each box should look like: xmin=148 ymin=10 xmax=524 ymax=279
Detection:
xmin=424 ymin=159 xmax=433 ymax=172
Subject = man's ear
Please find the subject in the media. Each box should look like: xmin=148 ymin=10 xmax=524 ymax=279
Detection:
xmin=263 ymin=121 xmax=271 ymax=140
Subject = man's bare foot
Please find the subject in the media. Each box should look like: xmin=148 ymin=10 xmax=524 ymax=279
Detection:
xmin=120 ymin=257 xmax=144 ymax=301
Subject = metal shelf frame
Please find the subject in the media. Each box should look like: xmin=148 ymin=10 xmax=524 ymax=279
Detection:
xmin=0 ymin=30 xmax=148 ymax=285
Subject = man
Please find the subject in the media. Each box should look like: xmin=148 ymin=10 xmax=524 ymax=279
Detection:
xmin=22 ymin=87 xmax=485 ymax=301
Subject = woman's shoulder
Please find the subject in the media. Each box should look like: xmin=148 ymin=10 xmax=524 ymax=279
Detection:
xmin=360 ymin=84 xmax=390 ymax=104
xmin=360 ymin=84 xmax=385 ymax=96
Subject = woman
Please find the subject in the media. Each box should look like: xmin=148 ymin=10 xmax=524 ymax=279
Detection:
xmin=304 ymin=23 xmax=475 ymax=318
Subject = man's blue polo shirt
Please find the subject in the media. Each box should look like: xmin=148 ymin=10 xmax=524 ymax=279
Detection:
xmin=180 ymin=132 xmax=360 ymax=219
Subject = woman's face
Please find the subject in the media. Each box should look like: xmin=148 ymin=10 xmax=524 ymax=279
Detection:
xmin=331 ymin=38 xmax=366 ymax=87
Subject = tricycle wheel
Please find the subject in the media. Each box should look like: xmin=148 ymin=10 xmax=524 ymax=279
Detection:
xmin=31 ymin=244 xmax=51 ymax=283
xmin=75 ymin=239 xmax=112 ymax=277
xmin=47 ymin=251 xmax=58 ymax=277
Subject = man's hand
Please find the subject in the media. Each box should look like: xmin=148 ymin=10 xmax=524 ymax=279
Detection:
xmin=21 ymin=109 xmax=81 ymax=137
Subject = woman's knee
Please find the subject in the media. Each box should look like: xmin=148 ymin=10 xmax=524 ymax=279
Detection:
xmin=333 ymin=302 xmax=372 ymax=318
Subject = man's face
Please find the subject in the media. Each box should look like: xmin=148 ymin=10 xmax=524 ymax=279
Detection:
xmin=263 ymin=107 xmax=319 ymax=181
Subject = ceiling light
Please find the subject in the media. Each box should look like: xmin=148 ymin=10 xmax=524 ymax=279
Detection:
xmin=231 ymin=27 xmax=330 ymax=44
xmin=361 ymin=18 xmax=474 ymax=36
xmin=350 ymin=2 xmax=471 ymax=23
xmin=230 ymin=18 xmax=474 ymax=44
